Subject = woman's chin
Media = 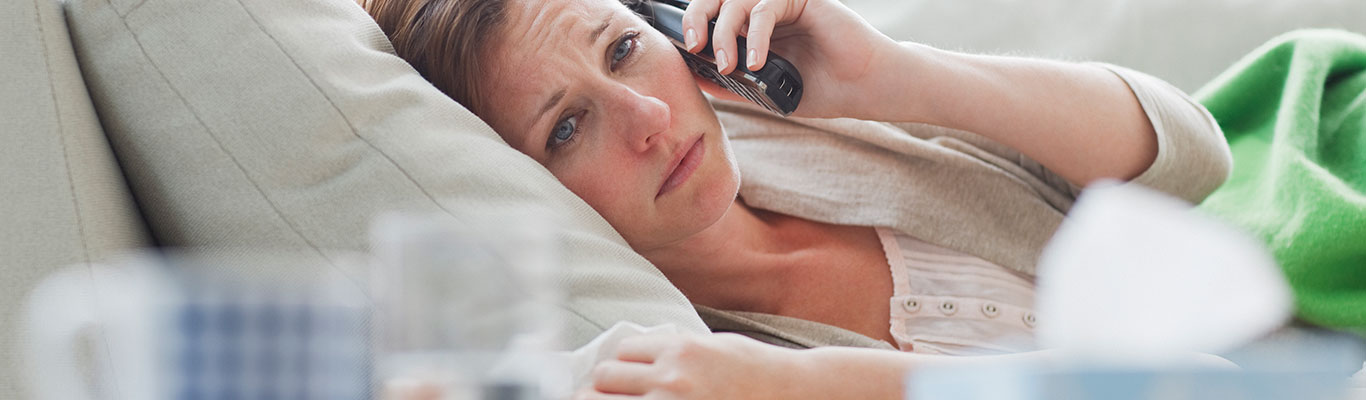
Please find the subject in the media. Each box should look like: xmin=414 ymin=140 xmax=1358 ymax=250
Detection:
xmin=694 ymin=160 xmax=743 ymax=220
xmin=629 ymin=176 xmax=739 ymax=253
xmin=681 ymin=172 xmax=743 ymax=236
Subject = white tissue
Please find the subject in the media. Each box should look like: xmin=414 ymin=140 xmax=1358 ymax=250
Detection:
xmin=1035 ymin=182 xmax=1292 ymax=363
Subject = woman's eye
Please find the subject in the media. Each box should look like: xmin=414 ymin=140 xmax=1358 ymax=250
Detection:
xmin=548 ymin=114 xmax=579 ymax=149
xmin=611 ymin=32 xmax=638 ymax=69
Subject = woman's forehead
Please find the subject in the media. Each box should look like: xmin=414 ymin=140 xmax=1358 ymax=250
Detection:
xmin=503 ymin=0 xmax=627 ymax=42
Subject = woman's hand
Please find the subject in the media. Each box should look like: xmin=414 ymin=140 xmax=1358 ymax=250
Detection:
xmin=574 ymin=333 xmax=806 ymax=400
xmin=680 ymin=0 xmax=899 ymax=118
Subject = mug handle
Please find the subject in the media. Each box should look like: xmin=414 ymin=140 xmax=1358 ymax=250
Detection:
xmin=22 ymin=264 xmax=104 ymax=399
xmin=22 ymin=263 xmax=163 ymax=400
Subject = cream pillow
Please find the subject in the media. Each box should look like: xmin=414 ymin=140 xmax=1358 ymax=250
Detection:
xmin=63 ymin=0 xmax=707 ymax=346
xmin=2 ymin=0 xmax=150 ymax=397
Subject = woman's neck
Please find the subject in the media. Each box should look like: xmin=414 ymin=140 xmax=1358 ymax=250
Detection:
xmin=637 ymin=198 xmax=822 ymax=314
xmin=638 ymin=198 xmax=898 ymax=347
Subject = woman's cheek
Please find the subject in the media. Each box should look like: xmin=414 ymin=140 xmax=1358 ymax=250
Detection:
xmin=562 ymin=167 xmax=646 ymax=220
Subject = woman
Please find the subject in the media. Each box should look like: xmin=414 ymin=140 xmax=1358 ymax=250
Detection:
xmin=365 ymin=0 xmax=1233 ymax=397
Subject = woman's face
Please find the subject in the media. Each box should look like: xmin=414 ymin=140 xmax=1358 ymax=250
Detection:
xmin=480 ymin=0 xmax=741 ymax=252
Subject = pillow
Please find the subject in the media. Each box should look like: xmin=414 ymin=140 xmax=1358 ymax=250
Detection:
xmin=2 ymin=0 xmax=150 ymax=397
xmin=849 ymin=0 xmax=1366 ymax=92
xmin=62 ymin=0 xmax=707 ymax=346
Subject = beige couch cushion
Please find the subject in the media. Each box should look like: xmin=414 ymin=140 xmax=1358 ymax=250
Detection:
xmin=62 ymin=0 xmax=707 ymax=347
xmin=1 ymin=0 xmax=152 ymax=397
xmin=848 ymin=0 xmax=1366 ymax=92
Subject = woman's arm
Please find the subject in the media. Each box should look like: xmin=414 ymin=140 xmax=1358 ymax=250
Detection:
xmin=853 ymin=45 xmax=1159 ymax=186
xmin=576 ymin=333 xmax=1238 ymax=400
xmin=576 ymin=333 xmax=1061 ymax=400
xmin=684 ymin=0 xmax=1161 ymax=187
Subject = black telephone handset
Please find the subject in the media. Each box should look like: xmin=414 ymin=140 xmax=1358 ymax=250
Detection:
xmin=632 ymin=0 xmax=803 ymax=116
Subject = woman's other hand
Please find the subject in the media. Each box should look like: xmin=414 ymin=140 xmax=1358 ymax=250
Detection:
xmin=680 ymin=0 xmax=898 ymax=119
xmin=575 ymin=333 xmax=805 ymax=400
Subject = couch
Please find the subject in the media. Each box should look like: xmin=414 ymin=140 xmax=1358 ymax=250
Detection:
xmin=5 ymin=0 xmax=1364 ymax=398
xmin=3 ymin=0 xmax=716 ymax=397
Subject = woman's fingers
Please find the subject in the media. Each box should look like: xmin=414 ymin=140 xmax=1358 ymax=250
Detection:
xmin=682 ymin=0 xmax=759 ymax=74
xmin=744 ymin=0 xmax=781 ymax=71
xmin=684 ymin=0 xmax=804 ymax=74
xmin=709 ymin=0 xmax=758 ymax=74
xmin=573 ymin=386 xmax=640 ymax=400
xmin=681 ymin=0 xmax=720 ymax=53
xmin=590 ymin=360 xmax=659 ymax=395
xmin=611 ymin=333 xmax=683 ymax=363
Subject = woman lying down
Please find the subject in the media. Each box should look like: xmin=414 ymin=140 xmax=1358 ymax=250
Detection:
xmin=365 ymin=0 xmax=1235 ymax=397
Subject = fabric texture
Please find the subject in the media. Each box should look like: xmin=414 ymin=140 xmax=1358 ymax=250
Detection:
xmin=61 ymin=0 xmax=708 ymax=349
xmin=703 ymin=63 xmax=1232 ymax=346
xmin=1195 ymin=29 xmax=1366 ymax=334
xmin=878 ymin=228 xmax=1038 ymax=355
xmin=0 ymin=0 xmax=151 ymax=397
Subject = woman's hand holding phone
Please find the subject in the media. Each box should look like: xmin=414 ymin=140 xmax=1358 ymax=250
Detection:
xmin=680 ymin=0 xmax=1163 ymax=186
xmin=679 ymin=0 xmax=900 ymax=119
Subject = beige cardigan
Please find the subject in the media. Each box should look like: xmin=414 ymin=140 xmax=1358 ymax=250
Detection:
xmin=699 ymin=63 xmax=1234 ymax=349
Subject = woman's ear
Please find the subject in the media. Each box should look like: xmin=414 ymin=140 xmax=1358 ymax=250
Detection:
xmin=694 ymin=76 xmax=749 ymax=104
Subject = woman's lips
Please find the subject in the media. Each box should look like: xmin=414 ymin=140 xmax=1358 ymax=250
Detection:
xmin=657 ymin=136 xmax=705 ymax=198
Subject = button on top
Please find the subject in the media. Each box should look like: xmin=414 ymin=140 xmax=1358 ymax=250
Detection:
xmin=981 ymin=303 xmax=1000 ymax=318
xmin=901 ymin=298 xmax=921 ymax=313
xmin=938 ymin=301 xmax=958 ymax=315
xmin=1022 ymin=312 xmax=1036 ymax=328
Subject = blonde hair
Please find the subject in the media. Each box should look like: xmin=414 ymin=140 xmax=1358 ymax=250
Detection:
xmin=363 ymin=0 xmax=507 ymax=115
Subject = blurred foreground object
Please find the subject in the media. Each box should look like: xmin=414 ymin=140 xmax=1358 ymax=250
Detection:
xmin=911 ymin=365 xmax=1349 ymax=400
xmin=371 ymin=213 xmax=566 ymax=400
xmin=22 ymin=250 xmax=371 ymax=400
xmin=1036 ymin=182 xmax=1290 ymax=360
xmin=910 ymin=183 xmax=1360 ymax=399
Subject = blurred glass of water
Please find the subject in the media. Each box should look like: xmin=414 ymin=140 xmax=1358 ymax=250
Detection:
xmin=370 ymin=211 xmax=565 ymax=400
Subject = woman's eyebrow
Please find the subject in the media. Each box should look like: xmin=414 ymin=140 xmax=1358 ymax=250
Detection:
xmin=527 ymin=88 xmax=567 ymax=149
xmin=588 ymin=19 xmax=612 ymax=47
xmin=535 ymin=89 xmax=568 ymax=131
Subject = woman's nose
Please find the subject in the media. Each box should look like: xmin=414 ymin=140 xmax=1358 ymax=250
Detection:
xmin=608 ymin=84 xmax=671 ymax=152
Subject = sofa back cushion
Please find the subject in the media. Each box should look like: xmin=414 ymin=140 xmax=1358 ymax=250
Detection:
xmin=62 ymin=0 xmax=707 ymax=347
xmin=1 ymin=0 xmax=152 ymax=397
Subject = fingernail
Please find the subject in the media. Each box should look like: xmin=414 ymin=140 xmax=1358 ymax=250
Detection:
xmin=716 ymin=49 xmax=728 ymax=72
xmin=747 ymin=49 xmax=758 ymax=70
xmin=685 ymin=28 xmax=697 ymax=50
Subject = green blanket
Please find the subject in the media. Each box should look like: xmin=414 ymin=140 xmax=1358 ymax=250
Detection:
xmin=1195 ymin=29 xmax=1366 ymax=334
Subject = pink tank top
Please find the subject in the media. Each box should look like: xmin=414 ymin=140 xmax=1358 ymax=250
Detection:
xmin=877 ymin=227 xmax=1039 ymax=355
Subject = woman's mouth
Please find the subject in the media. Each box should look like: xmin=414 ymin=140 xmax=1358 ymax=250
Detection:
xmin=657 ymin=135 xmax=705 ymax=198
